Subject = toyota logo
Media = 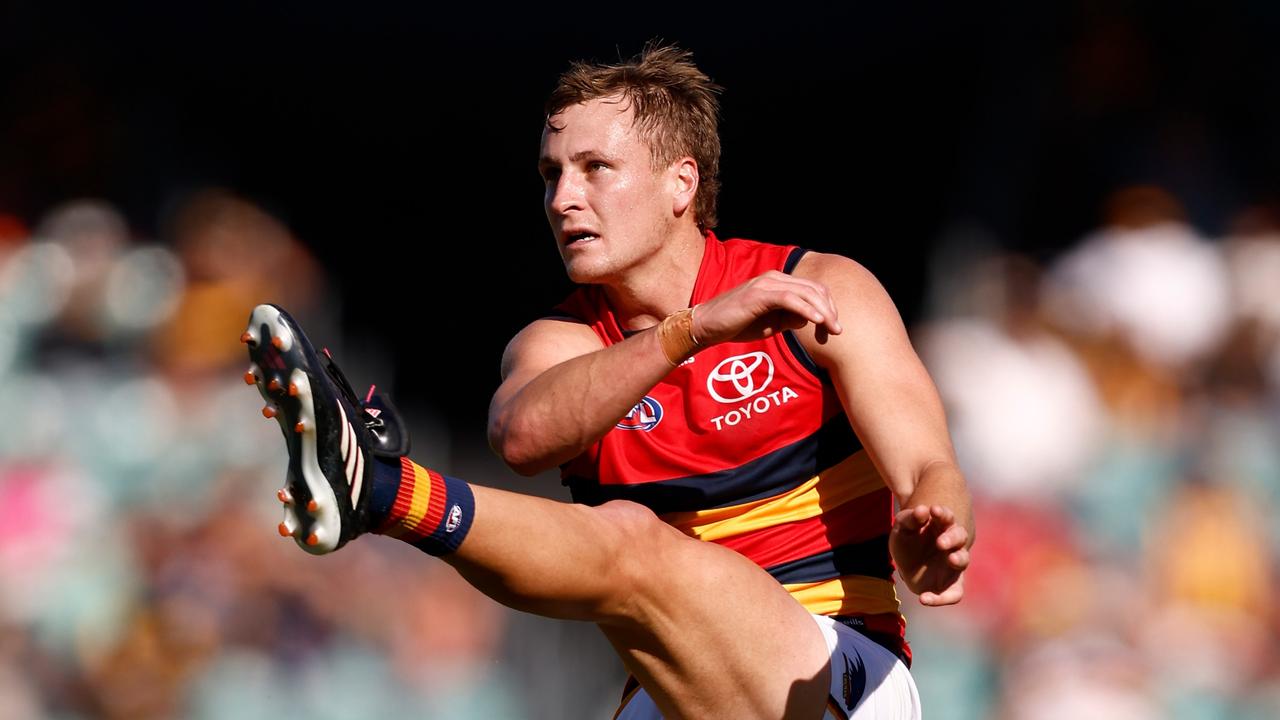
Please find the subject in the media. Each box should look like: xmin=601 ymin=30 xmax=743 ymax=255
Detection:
xmin=706 ymin=352 xmax=775 ymax=403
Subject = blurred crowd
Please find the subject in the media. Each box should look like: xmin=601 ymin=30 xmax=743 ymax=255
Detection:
xmin=908 ymin=187 xmax=1280 ymax=720
xmin=2 ymin=184 xmax=1279 ymax=719
xmin=0 ymin=192 xmax=624 ymax=720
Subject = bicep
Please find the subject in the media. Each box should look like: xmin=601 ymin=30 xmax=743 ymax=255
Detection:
xmin=793 ymin=254 xmax=956 ymax=501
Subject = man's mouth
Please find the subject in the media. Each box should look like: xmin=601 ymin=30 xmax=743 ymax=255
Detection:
xmin=564 ymin=232 xmax=599 ymax=247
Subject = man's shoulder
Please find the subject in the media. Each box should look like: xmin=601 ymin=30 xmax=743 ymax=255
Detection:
xmin=790 ymin=250 xmax=877 ymax=289
xmin=501 ymin=315 xmax=603 ymax=370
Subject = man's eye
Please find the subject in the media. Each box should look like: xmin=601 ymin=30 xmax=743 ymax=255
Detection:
xmin=588 ymin=161 xmax=607 ymax=172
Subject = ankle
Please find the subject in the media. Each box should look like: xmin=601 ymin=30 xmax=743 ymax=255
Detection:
xmin=370 ymin=456 xmax=474 ymax=556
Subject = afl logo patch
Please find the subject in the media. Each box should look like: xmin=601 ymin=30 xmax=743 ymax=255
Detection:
xmin=445 ymin=504 xmax=463 ymax=533
xmin=617 ymin=396 xmax=663 ymax=431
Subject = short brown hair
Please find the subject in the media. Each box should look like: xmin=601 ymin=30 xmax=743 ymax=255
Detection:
xmin=546 ymin=44 xmax=723 ymax=232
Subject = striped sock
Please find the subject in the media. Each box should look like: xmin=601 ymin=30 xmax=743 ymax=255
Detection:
xmin=367 ymin=456 xmax=475 ymax=556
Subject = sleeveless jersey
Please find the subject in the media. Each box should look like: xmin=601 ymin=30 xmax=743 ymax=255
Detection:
xmin=554 ymin=232 xmax=908 ymax=661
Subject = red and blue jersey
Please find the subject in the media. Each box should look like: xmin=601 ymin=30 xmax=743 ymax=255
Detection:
xmin=554 ymin=233 xmax=908 ymax=660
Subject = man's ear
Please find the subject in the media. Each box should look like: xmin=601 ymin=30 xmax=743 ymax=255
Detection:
xmin=671 ymin=157 xmax=699 ymax=216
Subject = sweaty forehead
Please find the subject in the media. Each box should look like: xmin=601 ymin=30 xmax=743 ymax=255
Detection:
xmin=541 ymin=98 xmax=641 ymax=153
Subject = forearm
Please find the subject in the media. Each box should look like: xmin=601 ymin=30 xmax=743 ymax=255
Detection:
xmin=489 ymin=328 xmax=678 ymax=475
xmin=901 ymin=460 xmax=975 ymax=546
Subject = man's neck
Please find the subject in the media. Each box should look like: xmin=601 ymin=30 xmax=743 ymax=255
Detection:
xmin=603 ymin=226 xmax=707 ymax=331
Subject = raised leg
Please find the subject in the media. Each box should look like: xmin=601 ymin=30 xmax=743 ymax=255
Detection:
xmin=244 ymin=304 xmax=831 ymax=719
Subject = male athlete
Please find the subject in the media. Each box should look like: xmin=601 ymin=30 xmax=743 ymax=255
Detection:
xmin=244 ymin=45 xmax=972 ymax=719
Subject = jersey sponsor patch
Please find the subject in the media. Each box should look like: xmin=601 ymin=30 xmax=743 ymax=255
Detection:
xmin=709 ymin=386 xmax=799 ymax=430
xmin=617 ymin=396 xmax=663 ymax=431
xmin=707 ymin=351 xmax=775 ymax=403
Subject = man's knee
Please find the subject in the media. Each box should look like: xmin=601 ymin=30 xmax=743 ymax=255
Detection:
xmin=589 ymin=500 xmax=686 ymax=623
xmin=594 ymin=499 xmax=668 ymax=534
xmin=594 ymin=500 xmax=688 ymax=557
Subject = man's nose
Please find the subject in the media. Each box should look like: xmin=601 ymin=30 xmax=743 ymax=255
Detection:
xmin=548 ymin=173 xmax=585 ymax=215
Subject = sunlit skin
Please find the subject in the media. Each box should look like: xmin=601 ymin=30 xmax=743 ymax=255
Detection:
xmin=538 ymin=97 xmax=705 ymax=319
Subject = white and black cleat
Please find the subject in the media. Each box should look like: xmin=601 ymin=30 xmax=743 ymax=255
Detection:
xmin=244 ymin=304 xmax=409 ymax=554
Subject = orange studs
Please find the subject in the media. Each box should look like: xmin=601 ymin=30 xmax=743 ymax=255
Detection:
xmin=306 ymin=499 xmax=318 ymax=513
xmin=294 ymin=421 xmax=305 ymax=434
xmin=276 ymin=488 xmax=290 ymax=504
xmin=241 ymin=332 xmax=254 ymax=344
xmin=262 ymin=405 xmax=277 ymax=419
xmin=288 ymin=383 xmax=299 ymax=397
xmin=277 ymin=522 xmax=291 ymax=537
xmin=306 ymin=533 xmax=319 ymax=546
xmin=268 ymin=379 xmax=282 ymax=393
xmin=244 ymin=371 xmax=256 ymax=385
xmin=271 ymin=336 xmax=284 ymax=350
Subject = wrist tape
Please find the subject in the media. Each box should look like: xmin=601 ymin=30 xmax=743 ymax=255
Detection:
xmin=656 ymin=307 xmax=701 ymax=366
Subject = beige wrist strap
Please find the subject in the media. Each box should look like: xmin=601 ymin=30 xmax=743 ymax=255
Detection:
xmin=656 ymin=307 xmax=701 ymax=366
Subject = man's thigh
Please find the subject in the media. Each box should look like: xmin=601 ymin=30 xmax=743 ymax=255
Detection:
xmin=592 ymin=501 xmax=831 ymax=719
xmin=613 ymin=614 xmax=920 ymax=720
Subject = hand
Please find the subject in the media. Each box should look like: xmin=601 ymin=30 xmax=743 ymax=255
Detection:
xmin=889 ymin=504 xmax=970 ymax=606
xmin=691 ymin=270 xmax=843 ymax=346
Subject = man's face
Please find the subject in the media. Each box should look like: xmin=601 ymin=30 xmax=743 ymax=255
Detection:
xmin=539 ymin=97 xmax=676 ymax=284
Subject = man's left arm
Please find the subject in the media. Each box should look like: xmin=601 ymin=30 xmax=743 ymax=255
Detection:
xmin=792 ymin=252 xmax=974 ymax=606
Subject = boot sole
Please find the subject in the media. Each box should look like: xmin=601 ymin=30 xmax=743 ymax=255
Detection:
xmin=243 ymin=304 xmax=364 ymax=554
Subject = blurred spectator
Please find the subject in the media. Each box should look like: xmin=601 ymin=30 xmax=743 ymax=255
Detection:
xmin=1221 ymin=208 xmax=1280 ymax=399
xmin=1042 ymin=186 xmax=1232 ymax=372
xmin=1140 ymin=477 xmax=1272 ymax=701
xmin=33 ymin=199 xmax=132 ymax=352
xmin=918 ymin=252 xmax=1104 ymax=503
xmin=153 ymin=188 xmax=324 ymax=375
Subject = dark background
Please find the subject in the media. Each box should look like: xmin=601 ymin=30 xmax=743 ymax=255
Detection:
xmin=5 ymin=0 xmax=1279 ymax=429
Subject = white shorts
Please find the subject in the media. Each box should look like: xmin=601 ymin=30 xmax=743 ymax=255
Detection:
xmin=613 ymin=614 xmax=921 ymax=720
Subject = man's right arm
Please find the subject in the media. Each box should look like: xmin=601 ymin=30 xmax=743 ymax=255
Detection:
xmin=489 ymin=272 xmax=842 ymax=476
xmin=487 ymin=318 xmax=679 ymax=476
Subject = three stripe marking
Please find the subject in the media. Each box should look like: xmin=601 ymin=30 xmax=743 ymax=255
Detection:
xmin=336 ymin=401 xmax=364 ymax=505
